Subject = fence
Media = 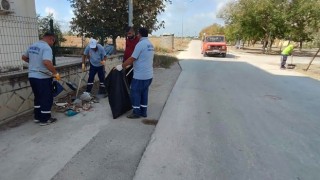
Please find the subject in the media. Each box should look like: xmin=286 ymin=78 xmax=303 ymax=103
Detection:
xmin=56 ymin=47 xmax=84 ymax=56
xmin=0 ymin=15 xmax=38 ymax=75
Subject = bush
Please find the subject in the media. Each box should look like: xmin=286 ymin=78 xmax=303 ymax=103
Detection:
xmin=153 ymin=54 xmax=178 ymax=68
xmin=154 ymin=46 xmax=172 ymax=53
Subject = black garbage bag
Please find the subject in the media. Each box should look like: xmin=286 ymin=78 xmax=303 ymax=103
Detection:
xmin=104 ymin=68 xmax=132 ymax=119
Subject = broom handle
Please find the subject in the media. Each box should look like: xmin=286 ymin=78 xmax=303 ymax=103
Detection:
xmin=126 ymin=67 xmax=133 ymax=77
xmin=76 ymin=71 xmax=85 ymax=98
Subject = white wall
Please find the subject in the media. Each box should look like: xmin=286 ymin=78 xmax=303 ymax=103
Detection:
xmin=6 ymin=0 xmax=36 ymax=17
xmin=0 ymin=0 xmax=38 ymax=72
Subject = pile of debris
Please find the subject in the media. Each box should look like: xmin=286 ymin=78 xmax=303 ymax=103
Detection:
xmin=53 ymin=91 xmax=100 ymax=117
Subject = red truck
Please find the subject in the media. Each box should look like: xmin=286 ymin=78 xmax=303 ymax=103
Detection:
xmin=201 ymin=35 xmax=227 ymax=57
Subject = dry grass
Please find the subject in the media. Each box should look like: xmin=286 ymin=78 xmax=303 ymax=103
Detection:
xmin=61 ymin=35 xmax=191 ymax=54
xmin=116 ymin=37 xmax=190 ymax=69
xmin=115 ymin=37 xmax=190 ymax=54
xmin=61 ymin=36 xmax=191 ymax=69
xmin=153 ymin=54 xmax=178 ymax=68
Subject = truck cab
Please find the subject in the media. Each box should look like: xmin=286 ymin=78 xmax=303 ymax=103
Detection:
xmin=201 ymin=35 xmax=227 ymax=57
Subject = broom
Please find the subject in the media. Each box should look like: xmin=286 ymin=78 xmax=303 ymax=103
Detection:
xmin=38 ymin=70 xmax=77 ymax=91
xmin=287 ymin=55 xmax=296 ymax=69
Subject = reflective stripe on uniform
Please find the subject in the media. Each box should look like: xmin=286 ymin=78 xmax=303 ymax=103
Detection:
xmin=132 ymin=106 xmax=140 ymax=109
xmin=41 ymin=111 xmax=51 ymax=114
xmin=34 ymin=106 xmax=40 ymax=108
xmin=140 ymin=105 xmax=147 ymax=108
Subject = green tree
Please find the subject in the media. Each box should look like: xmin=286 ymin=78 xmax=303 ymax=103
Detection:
xmin=217 ymin=1 xmax=244 ymax=44
xmin=222 ymin=0 xmax=288 ymax=52
xmin=199 ymin=23 xmax=225 ymax=39
xmin=284 ymin=0 xmax=320 ymax=50
xmin=218 ymin=0 xmax=320 ymax=52
xmin=37 ymin=14 xmax=66 ymax=46
xmin=68 ymin=0 xmax=171 ymax=49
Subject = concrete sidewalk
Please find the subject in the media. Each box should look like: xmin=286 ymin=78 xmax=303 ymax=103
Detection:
xmin=0 ymin=63 xmax=181 ymax=180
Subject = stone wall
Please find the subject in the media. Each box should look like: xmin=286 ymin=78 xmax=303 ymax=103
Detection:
xmin=0 ymin=55 xmax=122 ymax=125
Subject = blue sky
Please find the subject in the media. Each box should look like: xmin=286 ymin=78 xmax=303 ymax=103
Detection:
xmin=35 ymin=0 xmax=228 ymax=36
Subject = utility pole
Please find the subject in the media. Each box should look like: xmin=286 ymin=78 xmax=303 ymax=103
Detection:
xmin=128 ymin=0 xmax=133 ymax=26
xmin=181 ymin=14 xmax=184 ymax=46
xmin=49 ymin=19 xmax=56 ymax=66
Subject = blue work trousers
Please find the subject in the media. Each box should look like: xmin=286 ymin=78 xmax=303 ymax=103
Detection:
xmin=130 ymin=78 xmax=153 ymax=117
xmin=29 ymin=78 xmax=53 ymax=122
xmin=86 ymin=63 xmax=105 ymax=92
xmin=281 ymin=55 xmax=288 ymax=66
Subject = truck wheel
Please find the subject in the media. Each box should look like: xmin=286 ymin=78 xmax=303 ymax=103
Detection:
xmin=222 ymin=53 xmax=226 ymax=58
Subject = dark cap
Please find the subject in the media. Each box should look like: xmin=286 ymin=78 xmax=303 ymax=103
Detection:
xmin=138 ymin=28 xmax=148 ymax=37
xmin=43 ymin=32 xmax=55 ymax=37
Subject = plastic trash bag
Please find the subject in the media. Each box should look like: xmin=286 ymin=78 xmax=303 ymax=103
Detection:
xmin=104 ymin=68 xmax=132 ymax=119
xmin=52 ymin=80 xmax=64 ymax=97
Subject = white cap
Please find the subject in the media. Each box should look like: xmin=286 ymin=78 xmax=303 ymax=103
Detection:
xmin=89 ymin=38 xmax=97 ymax=48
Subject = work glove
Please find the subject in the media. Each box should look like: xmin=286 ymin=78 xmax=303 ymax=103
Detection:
xmin=116 ymin=64 xmax=123 ymax=71
xmin=54 ymin=73 xmax=61 ymax=81
xmin=82 ymin=63 xmax=86 ymax=72
xmin=100 ymin=60 xmax=106 ymax=65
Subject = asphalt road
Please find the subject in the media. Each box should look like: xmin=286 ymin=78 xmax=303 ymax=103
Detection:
xmin=134 ymin=40 xmax=320 ymax=180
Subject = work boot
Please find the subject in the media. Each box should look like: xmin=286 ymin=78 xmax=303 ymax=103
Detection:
xmin=280 ymin=65 xmax=286 ymax=69
xmin=127 ymin=113 xmax=140 ymax=119
xmin=39 ymin=117 xmax=57 ymax=126
xmin=98 ymin=86 xmax=107 ymax=95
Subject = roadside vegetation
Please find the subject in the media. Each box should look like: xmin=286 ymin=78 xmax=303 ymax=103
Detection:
xmin=116 ymin=37 xmax=190 ymax=69
xmin=199 ymin=0 xmax=320 ymax=54
xmin=153 ymin=54 xmax=178 ymax=68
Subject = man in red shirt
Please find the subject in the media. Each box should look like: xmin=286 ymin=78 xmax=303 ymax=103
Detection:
xmin=123 ymin=27 xmax=139 ymax=85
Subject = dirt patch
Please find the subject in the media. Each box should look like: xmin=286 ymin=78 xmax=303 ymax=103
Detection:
xmin=293 ymin=63 xmax=320 ymax=80
xmin=232 ymin=45 xmax=320 ymax=80
xmin=141 ymin=119 xmax=158 ymax=126
xmin=0 ymin=111 xmax=33 ymax=131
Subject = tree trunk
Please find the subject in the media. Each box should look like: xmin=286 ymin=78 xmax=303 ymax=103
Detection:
xmin=268 ymin=38 xmax=274 ymax=53
xmin=262 ymin=42 xmax=266 ymax=53
xmin=99 ymin=36 xmax=105 ymax=46
xmin=299 ymin=40 xmax=303 ymax=51
xmin=252 ymin=39 xmax=257 ymax=47
xmin=262 ymin=35 xmax=268 ymax=54
xmin=112 ymin=37 xmax=117 ymax=54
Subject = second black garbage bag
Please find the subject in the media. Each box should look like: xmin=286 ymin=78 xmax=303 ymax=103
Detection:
xmin=104 ymin=68 xmax=132 ymax=119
